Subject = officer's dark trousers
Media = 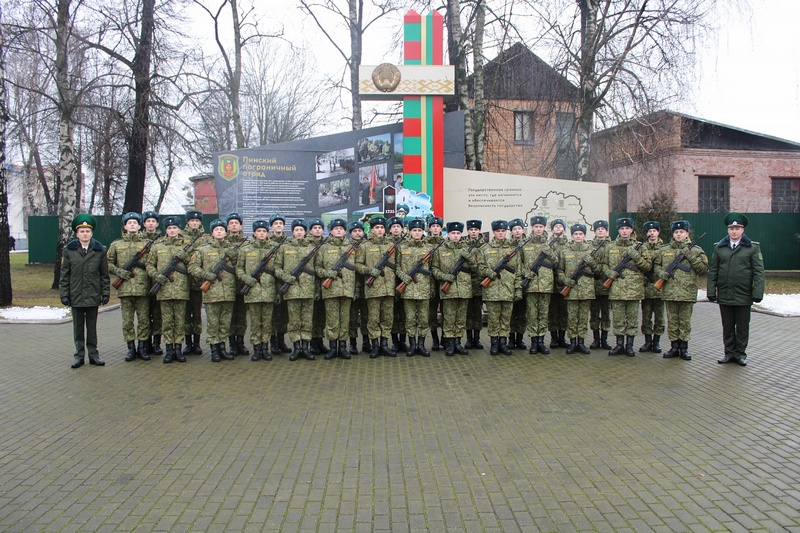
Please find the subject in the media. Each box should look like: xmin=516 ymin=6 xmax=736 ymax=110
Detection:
xmin=72 ymin=306 xmax=99 ymax=358
xmin=719 ymin=304 xmax=751 ymax=361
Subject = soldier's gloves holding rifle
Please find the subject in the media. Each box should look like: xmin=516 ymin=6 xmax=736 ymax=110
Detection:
xmin=61 ymin=296 xmax=71 ymax=306
xmin=155 ymin=274 xmax=169 ymax=285
xmin=606 ymin=270 xmax=619 ymax=281
xmin=441 ymin=273 xmax=456 ymax=283
xmin=226 ymin=249 xmax=239 ymax=261
xmin=116 ymin=269 xmax=133 ymax=280
xmin=461 ymin=249 xmax=473 ymax=260
xmin=369 ymin=268 xmax=382 ymax=278
xmin=278 ymin=273 xmax=295 ymax=285
xmin=523 ymin=270 xmax=536 ymax=280
xmin=627 ymin=247 xmax=642 ymax=261
xmin=583 ymin=256 xmax=597 ymax=269
xmin=175 ymin=250 xmax=189 ymax=262
xmin=322 ymin=269 xmax=338 ymax=279
xmin=488 ymin=271 xmax=500 ymax=280
xmin=241 ymin=275 xmax=258 ymax=287
xmin=565 ymin=278 xmax=577 ymax=288
xmin=657 ymin=270 xmax=671 ymax=281
xmin=400 ymin=274 xmax=413 ymax=286
xmin=203 ymin=272 xmax=217 ymax=282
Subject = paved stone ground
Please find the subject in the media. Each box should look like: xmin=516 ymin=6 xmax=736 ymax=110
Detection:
xmin=1 ymin=301 xmax=799 ymax=533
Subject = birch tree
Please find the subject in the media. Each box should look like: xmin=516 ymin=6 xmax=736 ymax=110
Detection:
xmin=0 ymin=3 xmax=12 ymax=306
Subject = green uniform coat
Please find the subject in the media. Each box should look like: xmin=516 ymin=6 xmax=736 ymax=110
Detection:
xmin=188 ymin=240 xmax=238 ymax=303
xmin=60 ymin=238 xmax=110 ymax=307
xmin=707 ymin=234 xmax=765 ymax=305
xmin=656 ymin=239 xmax=708 ymax=302
xmin=146 ymin=236 xmax=191 ymax=301
xmin=107 ymin=233 xmax=152 ymax=297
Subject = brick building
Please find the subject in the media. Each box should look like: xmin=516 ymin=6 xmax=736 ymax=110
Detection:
xmin=592 ymin=111 xmax=800 ymax=213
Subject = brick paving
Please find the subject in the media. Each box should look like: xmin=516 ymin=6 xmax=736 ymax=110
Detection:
xmin=1 ymin=302 xmax=799 ymax=532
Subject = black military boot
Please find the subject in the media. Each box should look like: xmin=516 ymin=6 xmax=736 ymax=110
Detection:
xmin=489 ymin=337 xmax=499 ymax=355
xmin=324 ymin=341 xmax=338 ymax=360
xmin=210 ymin=343 xmax=221 ymax=362
xmin=338 ymin=340 xmax=351 ymax=359
xmin=289 ymin=341 xmax=301 ymax=361
xmin=219 ymin=342 xmax=234 ymax=360
xmin=663 ymin=340 xmax=680 ymax=358
xmin=639 ymin=334 xmax=653 ymax=353
xmin=515 ymin=332 xmax=527 ymax=350
xmin=163 ymin=344 xmax=174 ymax=364
xmin=228 ymin=336 xmax=239 ymax=356
xmin=651 ymin=335 xmax=662 ymax=353
xmin=192 ymin=334 xmax=203 ymax=355
xmin=236 ymin=336 xmax=249 ymax=356
xmin=430 ymin=329 xmax=441 ymax=351
xmin=125 ymin=340 xmax=137 ymax=362
xmin=398 ymin=334 xmax=408 ymax=352
xmin=252 ymin=344 xmax=261 ymax=361
xmin=679 ymin=340 xmax=692 ymax=361
xmin=608 ymin=336 xmax=625 ymax=356
xmin=600 ymin=330 xmax=612 ymax=350
xmin=454 ymin=337 xmax=468 ymax=355
xmin=549 ymin=331 xmax=560 ymax=349
xmin=361 ymin=335 xmax=371 ymax=354
xmin=174 ymin=344 xmax=186 ymax=363
xmin=472 ymin=329 xmax=484 ymax=349
xmin=151 ymin=335 xmax=164 ymax=355
xmin=370 ymin=339 xmax=381 ymax=359
xmin=417 ymin=336 xmax=430 ymax=357
xmin=261 ymin=343 xmax=272 ymax=361
xmin=464 ymin=330 xmax=474 ymax=349
xmin=301 ymin=340 xmax=315 ymax=360
xmin=566 ymin=337 xmax=577 ymax=354
xmin=406 ymin=336 xmax=417 ymax=357
xmin=277 ymin=334 xmax=291 ymax=354
xmin=589 ymin=330 xmax=601 ymax=349
xmin=529 ymin=336 xmax=539 ymax=354
xmin=380 ymin=337 xmax=396 ymax=357
xmin=576 ymin=338 xmax=591 ymax=354
xmin=500 ymin=336 xmax=513 ymax=355
xmin=537 ymin=336 xmax=550 ymax=355
xmin=137 ymin=340 xmax=151 ymax=361
xmin=349 ymin=337 xmax=359 ymax=355
xmin=310 ymin=338 xmax=322 ymax=355
xmin=182 ymin=335 xmax=193 ymax=355
xmin=444 ymin=338 xmax=455 ymax=356
xmin=624 ymin=336 xmax=636 ymax=357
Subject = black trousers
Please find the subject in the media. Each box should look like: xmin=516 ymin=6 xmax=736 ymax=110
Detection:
xmin=719 ymin=304 xmax=751 ymax=361
xmin=72 ymin=306 xmax=99 ymax=359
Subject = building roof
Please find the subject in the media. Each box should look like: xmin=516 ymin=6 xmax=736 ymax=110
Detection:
xmin=473 ymin=43 xmax=579 ymax=102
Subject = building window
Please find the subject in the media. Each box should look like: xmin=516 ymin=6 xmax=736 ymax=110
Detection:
xmin=698 ymin=176 xmax=730 ymax=213
xmin=514 ymin=111 xmax=535 ymax=145
xmin=611 ymin=184 xmax=627 ymax=212
xmin=772 ymin=178 xmax=800 ymax=213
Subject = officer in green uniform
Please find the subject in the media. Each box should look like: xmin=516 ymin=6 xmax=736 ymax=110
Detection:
xmin=464 ymin=220 xmax=486 ymax=349
xmin=108 ymin=212 xmax=152 ymax=362
xmin=707 ymin=212 xmax=765 ymax=366
xmin=141 ymin=210 xmax=163 ymax=356
xmin=347 ymin=221 xmax=370 ymax=355
xmin=355 ymin=216 xmax=397 ymax=358
xmin=146 ymin=216 xmax=190 ymax=363
xmin=655 ymin=220 xmax=708 ymax=361
xmin=548 ymin=218 xmax=570 ymax=349
xmin=183 ymin=210 xmax=212 ymax=356
xmin=269 ymin=214 xmax=292 ymax=356
xmin=236 ymin=219 xmax=279 ymax=361
xmin=426 ymin=216 xmax=445 ymax=350
xmin=316 ymin=218 xmax=357 ymax=360
xmin=307 ymin=218 xmax=327 ymax=355
xmin=274 ymin=219 xmax=317 ymax=361
xmin=605 ymin=217 xmax=652 ymax=357
xmin=388 ymin=216 xmax=408 ymax=352
xmin=431 ymin=221 xmax=477 ymax=356
xmin=557 ymin=223 xmax=598 ymax=354
xmin=520 ymin=216 xmax=557 ymax=354
xmin=397 ymin=218 xmax=434 ymax=357
xmin=225 ymin=213 xmax=249 ymax=356
xmin=60 ymin=214 xmax=110 ymax=368
xmin=639 ymin=220 xmax=665 ymax=353
xmin=589 ymin=220 xmax=613 ymax=350
xmin=480 ymin=220 xmax=523 ymax=355
xmin=508 ymin=218 xmax=528 ymax=350
xmin=188 ymin=219 xmax=238 ymax=362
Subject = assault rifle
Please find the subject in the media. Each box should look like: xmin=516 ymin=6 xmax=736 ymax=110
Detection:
xmin=560 ymin=239 xmax=607 ymax=297
xmin=365 ymin=233 xmax=405 ymax=287
xmin=240 ymin=237 xmax=286 ymax=295
xmin=654 ymin=232 xmax=707 ymax=290
xmin=112 ymin=237 xmax=157 ymax=290
xmin=396 ymin=240 xmax=445 ymax=294
xmin=520 ymin=249 xmax=555 ymax=290
xmin=149 ymin=234 xmax=201 ymax=296
xmin=440 ymin=237 xmax=482 ymax=294
xmin=602 ymin=239 xmax=645 ymax=289
xmin=279 ymin=237 xmax=327 ymax=295
xmin=200 ymin=238 xmax=249 ymax=292
xmin=480 ymin=236 xmax=532 ymax=289
xmin=321 ymin=238 xmax=363 ymax=290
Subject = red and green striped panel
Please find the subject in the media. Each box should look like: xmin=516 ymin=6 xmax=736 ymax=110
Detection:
xmin=403 ymin=10 xmax=444 ymax=216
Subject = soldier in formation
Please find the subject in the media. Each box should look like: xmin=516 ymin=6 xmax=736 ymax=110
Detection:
xmin=182 ymin=210 xmax=211 ymax=356
xmin=142 ymin=210 xmax=164 ymax=356
xmin=225 ymin=213 xmax=249 ymax=357
xmin=639 ymin=220 xmax=665 ymax=353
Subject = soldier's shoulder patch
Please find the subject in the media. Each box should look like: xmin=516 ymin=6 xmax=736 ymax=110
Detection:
xmin=285 ymin=249 xmax=296 ymax=254
xmin=208 ymin=252 xmax=219 ymax=257
xmin=157 ymin=249 xmax=168 ymax=254
xmin=441 ymin=252 xmax=453 ymax=257
xmin=565 ymin=254 xmax=575 ymax=259
xmin=486 ymin=250 xmax=498 ymax=255
xmin=246 ymin=251 xmax=257 ymax=257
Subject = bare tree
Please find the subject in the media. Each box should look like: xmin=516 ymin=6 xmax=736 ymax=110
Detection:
xmin=0 ymin=3 xmax=13 ymax=306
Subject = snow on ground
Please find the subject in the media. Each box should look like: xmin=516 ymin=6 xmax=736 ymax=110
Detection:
xmin=0 ymin=306 xmax=71 ymax=322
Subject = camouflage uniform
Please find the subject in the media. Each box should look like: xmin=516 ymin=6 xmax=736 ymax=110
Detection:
xmin=509 ymin=234 xmax=528 ymax=349
xmin=307 ymin=232 xmax=327 ymax=354
xmin=348 ymin=238 xmax=369 ymax=352
xmin=182 ymin=224 xmax=213 ymax=353
xmin=606 ymin=236 xmax=653 ymax=354
xmin=557 ymin=241 xmax=597 ymax=350
xmin=589 ymin=236 xmax=612 ymax=348
xmin=426 ymin=233 xmax=445 ymax=349
xmin=640 ymin=238 xmax=666 ymax=350
xmin=237 ymin=238 xmax=280 ymax=360
xmin=188 ymin=238 xmax=238 ymax=358
xmin=397 ymin=236 xmax=434 ymax=355
xmin=547 ymin=233 xmax=570 ymax=347
xmin=146 ymin=235 xmax=190 ymax=358
xmin=225 ymin=231 xmax=249 ymax=354
xmin=274 ymin=236 xmax=316 ymax=358
xmin=389 ymin=232 xmax=407 ymax=350
xmin=519 ymin=233 xmax=557 ymax=352
xmin=142 ymin=228 xmax=163 ymax=353
xmin=108 ymin=232 xmax=152 ymax=347
xmin=480 ymin=237 xmax=523 ymax=354
xmin=465 ymin=235 xmax=486 ymax=348
xmin=430 ymin=237 xmax=476 ymax=355
xmin=269 ymin=231 xmax=291 ymax=355
xmin=655 ymin=237 xmax=708 ymax=358
xmin=355 ymin=233 xmax=396 ymax=357
xmin=316 ymin=235 xmax=357 ymax=358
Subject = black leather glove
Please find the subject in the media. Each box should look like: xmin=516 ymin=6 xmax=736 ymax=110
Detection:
xmin=101 ymin=296 xmax=109 ymax=305
xmin=707 ymin=295 xmax=717 ymax=303
xmin=61 ymin=296 xmax=71 ymax=306
xmin=753 ymin=298 xmax=762 ymax=304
